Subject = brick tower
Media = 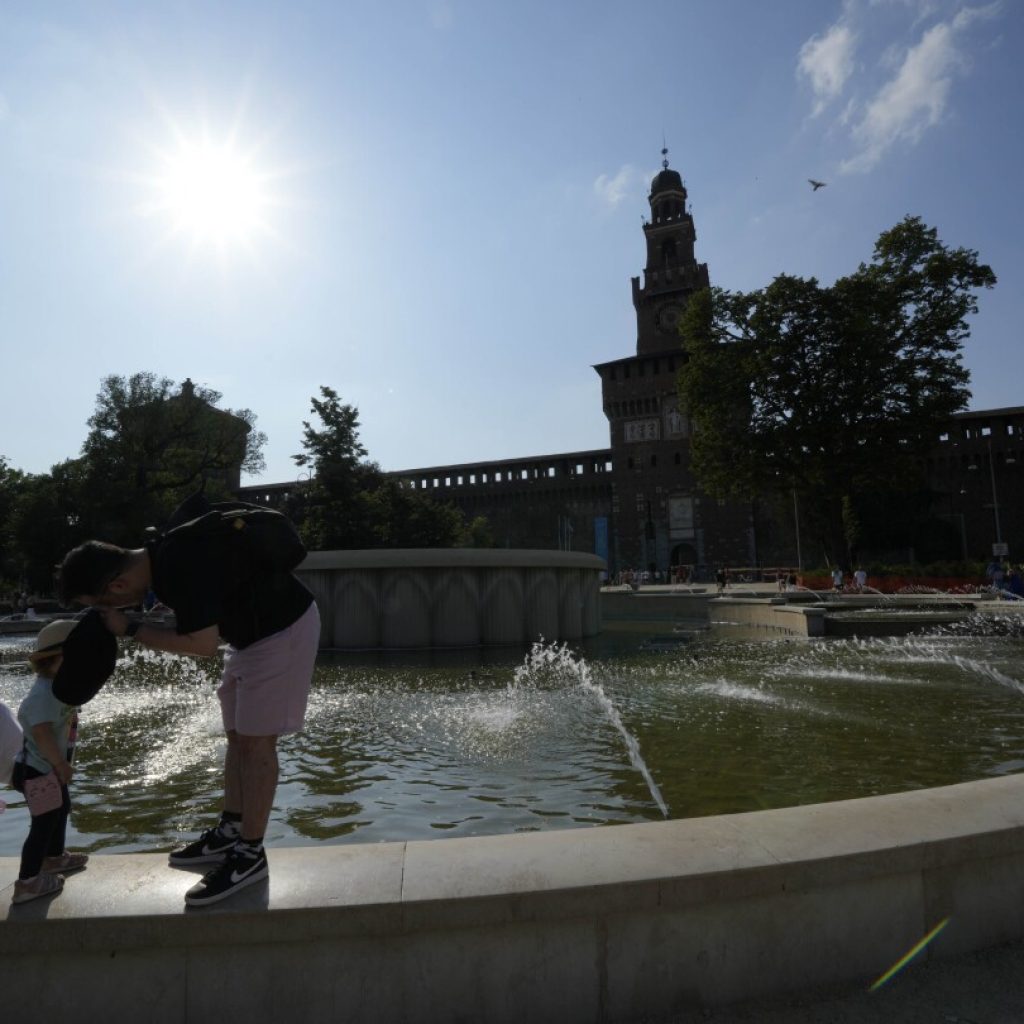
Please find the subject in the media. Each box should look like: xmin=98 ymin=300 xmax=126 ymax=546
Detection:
xmin=594 ymin=150 xmax=752 ymax=577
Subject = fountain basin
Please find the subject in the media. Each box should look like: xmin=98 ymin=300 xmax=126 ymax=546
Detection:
xmin=297 ymin=548 xmax=605 ymax=649
xmin=3 ymin=774 xmax=1024 ymax=1021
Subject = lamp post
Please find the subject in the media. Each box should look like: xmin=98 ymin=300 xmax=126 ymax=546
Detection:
xmin=792 ymin=489 xmax=803 ymax=571
xmin=644 ymin=499 xmax=656 ymax=577
xmin=969 ymin=440 xmax=1015 ymax=556
xmin=987 ymin=440 xmax=1003 ymax=546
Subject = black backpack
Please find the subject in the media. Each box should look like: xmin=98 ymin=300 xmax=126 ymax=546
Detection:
xmin=156 ymin=494 xmax=307 ymax=577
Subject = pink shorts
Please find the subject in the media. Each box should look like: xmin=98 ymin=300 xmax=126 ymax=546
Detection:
xmin=218 ymin=602 xmax=321 ymax=737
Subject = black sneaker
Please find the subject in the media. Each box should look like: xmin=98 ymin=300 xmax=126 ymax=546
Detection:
xmin=184 ymin=846 xmax=269 ymax=907
xmin=168 ymin=826 xmax=238 ymax=867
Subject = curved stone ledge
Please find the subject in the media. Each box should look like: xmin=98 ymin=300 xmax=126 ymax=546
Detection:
xmin=3 ymin=774 xmax=1024 ymax=1021
xmin=296 ymin=548 xmax=605 ymax=649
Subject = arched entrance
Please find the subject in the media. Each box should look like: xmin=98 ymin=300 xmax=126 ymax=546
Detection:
xmin=670 ymin=542 xmax=698 ymax=582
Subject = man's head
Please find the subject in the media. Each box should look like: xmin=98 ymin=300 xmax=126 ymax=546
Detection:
xmin=58 ymin=541 xmax=146 ymax=608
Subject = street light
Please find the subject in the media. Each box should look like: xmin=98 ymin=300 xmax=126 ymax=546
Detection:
xmin=969 ymin=439 xmax=1015 ymax=555
xmin=792 ymin=489 xmax=803 ymax=571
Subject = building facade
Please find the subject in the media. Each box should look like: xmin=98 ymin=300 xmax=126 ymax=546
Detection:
xmin=240 ymin=155 xmax=1020 ymax=575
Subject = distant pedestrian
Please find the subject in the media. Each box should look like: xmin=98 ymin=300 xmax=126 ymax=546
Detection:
xmin=986 ymin=559 xmax=1005 ymax=592
xmin=832 ymin=567 xmax=844 ymax=592
xmin=854 ymin=567 xmax=867 ymax=592
xmin=1009 ymin=566 xmax=1024 ymax=597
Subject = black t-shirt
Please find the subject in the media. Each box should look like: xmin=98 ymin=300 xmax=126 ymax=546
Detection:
xmin=147 ymin=530 xmax=314 ymax=650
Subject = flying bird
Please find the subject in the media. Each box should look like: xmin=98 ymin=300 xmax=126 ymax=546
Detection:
xmin=808 ymin=179 xmax=827 ymax=191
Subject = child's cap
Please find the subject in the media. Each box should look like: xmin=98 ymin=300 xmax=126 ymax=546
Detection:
xmin=28 ymin=620 xmax=78 ymax=664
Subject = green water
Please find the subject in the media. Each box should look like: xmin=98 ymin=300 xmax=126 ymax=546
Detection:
xmin=3 ymin=618 xmax=1024 ymax=856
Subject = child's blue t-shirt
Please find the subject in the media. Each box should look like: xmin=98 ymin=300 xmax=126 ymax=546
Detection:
xmin=16 ymin=675 xmax=76 ymax=773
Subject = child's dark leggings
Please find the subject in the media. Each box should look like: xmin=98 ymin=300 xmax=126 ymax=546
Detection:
xmin=13 ymin=763 xmax=71 ymax=880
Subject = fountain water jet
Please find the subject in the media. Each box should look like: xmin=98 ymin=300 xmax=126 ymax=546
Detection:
xmin=513 ymin=641 xmax=670 ymax=818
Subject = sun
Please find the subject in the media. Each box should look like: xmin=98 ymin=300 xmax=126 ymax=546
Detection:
xmin=150 ymin=136 xmax=274 ymax=250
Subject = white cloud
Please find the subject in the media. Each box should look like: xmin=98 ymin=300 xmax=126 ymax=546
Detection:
xmin=797 ymin=22 xmax=858 ymax=116
xmin=841 ymin=4 xmax=1000 ymax=173
xmin=953 ymin=1 xmax=1001 ymax=29
xmin=593 ymin=165 xmax=636 ymax=209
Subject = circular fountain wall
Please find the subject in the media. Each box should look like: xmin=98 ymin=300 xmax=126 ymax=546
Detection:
xmin=295 ymin=548 xmax=605 ymax=649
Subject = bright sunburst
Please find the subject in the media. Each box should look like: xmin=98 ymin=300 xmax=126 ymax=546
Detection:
xmin=152 ymin=137 xmax=272 ymax=249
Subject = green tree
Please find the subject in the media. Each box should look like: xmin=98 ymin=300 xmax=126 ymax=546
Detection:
xmin=0 ymin=456 xmax=27 ymax=588
xmin=9 ymin=460 xmax=92 ymax=595
xmin=291 ymin=387 xmax=376 ymax=549
xmin=293 ymin=387 xmax=481 ymax=549
xmin=80 ymin=373 xmax=267 ymax=541
xmin=678 ymin=216 xmax=995 ymax=566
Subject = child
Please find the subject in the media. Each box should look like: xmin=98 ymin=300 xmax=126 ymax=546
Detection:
xmin=10 ymin=620 xmax=90 ymax=904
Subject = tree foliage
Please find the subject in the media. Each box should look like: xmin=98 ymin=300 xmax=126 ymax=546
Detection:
xmin=80 ymin=372 xmax=267 ymax=541
xmin=678 ymin=216 xmax=996 ymax=565
xmin=292 ymin=387 xmax=487 ymax=550
xmin=0 ymin=456 xmax=27 ymax=587
xmin=0 ymin=374 xmax=268 ymax=593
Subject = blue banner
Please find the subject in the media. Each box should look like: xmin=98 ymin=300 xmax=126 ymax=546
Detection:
xmin=594 ymin=516 xmax=609 ymax=566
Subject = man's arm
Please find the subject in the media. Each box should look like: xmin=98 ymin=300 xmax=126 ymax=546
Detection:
xmin=97 ymin=608 xmax=221 ymax=657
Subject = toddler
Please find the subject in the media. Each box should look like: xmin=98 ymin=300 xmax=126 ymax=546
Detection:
xmin=11 ymin=620 xmax=90 ymax=904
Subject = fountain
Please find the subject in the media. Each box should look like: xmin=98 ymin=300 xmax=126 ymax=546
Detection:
xmin=4 ymin=612 xmax=1024 ymax=853
xmin=296 ymin=548 xmax=605 ymax=648
xmin=5 ymin=605 xmax=1024 ymax=1019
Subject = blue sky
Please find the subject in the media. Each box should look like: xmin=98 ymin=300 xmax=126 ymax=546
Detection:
xmin=1 ymin=0 xmax=1019 ymax=486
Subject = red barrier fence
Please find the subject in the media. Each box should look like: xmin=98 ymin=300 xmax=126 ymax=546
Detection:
xmin=797 ymin=576 xmax=987 ymax=594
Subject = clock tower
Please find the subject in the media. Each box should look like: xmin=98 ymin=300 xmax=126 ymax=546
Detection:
xmin=594 ymin=149 xmax=755 ymax=577
xmin=632 ymin=149 xmax=709 ymax=356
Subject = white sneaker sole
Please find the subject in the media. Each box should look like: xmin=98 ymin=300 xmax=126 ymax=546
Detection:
xmin=183 ymin=864 xmax=269 ymax=906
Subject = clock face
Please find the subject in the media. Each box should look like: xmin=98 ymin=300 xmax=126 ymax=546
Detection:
xmin=656 ymin=304 xmax=682 ymax=333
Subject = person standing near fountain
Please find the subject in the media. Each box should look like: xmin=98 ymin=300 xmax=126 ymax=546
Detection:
xmin=10 ymin=620 xmax=90 ymax=904
xmin=57 ymin=495 xmax=320 ymax=907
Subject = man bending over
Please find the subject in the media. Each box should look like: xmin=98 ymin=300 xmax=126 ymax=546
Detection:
xmin=58 ymin=499 xmax=319 ymax=907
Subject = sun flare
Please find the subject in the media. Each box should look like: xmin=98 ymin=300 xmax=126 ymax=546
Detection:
xmin=151 ymin=137 xmax=273 ymax=249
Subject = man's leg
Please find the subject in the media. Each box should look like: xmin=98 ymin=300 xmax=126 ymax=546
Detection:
xmin=236 ymin=733 xmax=279 ymax=841
xmin=223 ymin=730 xmax=243 ymax=815
xmin=167 ymin=733 xmax=243 ymax=866
xmin=182 ymin=734 xmax=276 ymax=906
